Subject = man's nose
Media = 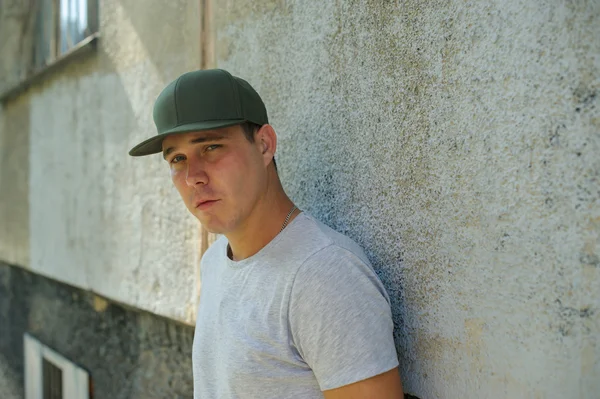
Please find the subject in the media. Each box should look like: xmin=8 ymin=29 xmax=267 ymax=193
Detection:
xmin=185 ymin=159 xmax=208 ymax=186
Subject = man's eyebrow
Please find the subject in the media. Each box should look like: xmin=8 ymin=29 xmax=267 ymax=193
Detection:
xmin=162 ymin=134 xmax=226 ymax=160
xmin=190 ymin=135 xmax=225 ymax=144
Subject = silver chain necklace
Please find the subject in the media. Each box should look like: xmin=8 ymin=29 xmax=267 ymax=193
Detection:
xmin=280 ymin=205 xmax=297 ymax=233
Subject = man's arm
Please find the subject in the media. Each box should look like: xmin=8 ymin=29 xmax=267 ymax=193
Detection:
xmin=323 ymin=368 xmax=404 ymax=399
xmin=289 ymin=246 xmax=401 ymax=396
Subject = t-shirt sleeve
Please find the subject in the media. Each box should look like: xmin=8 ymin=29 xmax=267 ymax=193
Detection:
xmin=288 ymin=245 xmax=399 ymax=391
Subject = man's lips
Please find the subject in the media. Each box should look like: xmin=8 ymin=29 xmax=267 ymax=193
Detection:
xmin=195 ymin=199 xmax=219 ymax=210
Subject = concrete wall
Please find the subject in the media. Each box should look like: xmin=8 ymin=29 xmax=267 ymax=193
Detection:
xmin=0 ymin=0 xmax=34 ymax=269
xmin=0 ymin=261 xmax=194 ymax=399
xmin=2 ymin=0 xmax=598 ymax=397
xmin=0 ymin=0 xmax=203 ymax=324
xmin=0 ymin=95 xmax=30 ymax=267
xmin=0 ymin=0 xmax=35 ymax=93
xmin=213 ymin=1 xmax=599 ymax=398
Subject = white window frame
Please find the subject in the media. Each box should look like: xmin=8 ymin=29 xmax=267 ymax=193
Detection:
xmin=24 ymin=333 xmax=90 ymax=399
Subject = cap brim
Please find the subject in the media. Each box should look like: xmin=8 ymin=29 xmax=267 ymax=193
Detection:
xmin=128 ymin=119 xmax=246 ymax=156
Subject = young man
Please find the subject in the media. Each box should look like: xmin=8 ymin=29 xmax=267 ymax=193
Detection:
xmin=129 ymin=69 xmax=404 ymax=398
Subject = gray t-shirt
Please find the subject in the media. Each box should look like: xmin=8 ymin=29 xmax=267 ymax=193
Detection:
xmin=192 ymin=213 xmax=398 ymax=398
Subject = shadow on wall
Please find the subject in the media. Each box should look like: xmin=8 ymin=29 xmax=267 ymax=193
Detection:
xmin=112 ymin=0 xmax=200 ymax=82
xmin=20 ymin=19 xmax=186 ymax=398
xmin=1 ymin=0 xmax=203 ymax=397
xmin=0 ymin=0 xmax=36 ymax=93
xmin=26 ymin=39 xmax=138 ymax=286
xmin=0 ymin=90 xmax=30 ymax=267
xmin=88 ymin=0 xmax=203 ymax=324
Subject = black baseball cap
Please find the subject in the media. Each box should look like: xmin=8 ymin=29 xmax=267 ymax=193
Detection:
xmin=129 ymin=69 xmax=268 ymax=156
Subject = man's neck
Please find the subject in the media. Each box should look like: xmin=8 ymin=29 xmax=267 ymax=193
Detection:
xmin=226 ymin=187 xmax=299 ymax=261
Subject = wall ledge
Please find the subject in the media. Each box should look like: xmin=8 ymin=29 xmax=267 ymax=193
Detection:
xmin=0 ymin=33 xmax=100 ymax=104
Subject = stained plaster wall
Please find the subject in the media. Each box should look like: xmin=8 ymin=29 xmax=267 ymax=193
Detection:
xmin=0 ymin=95 xmax=30 ymax=268
xmin=214 ymin=1 xmax=600 ymax=398
xmin=0 ymin=0 xmax=203 ymax=324
xmin=0 ymin=0 xmax=35 ymax=93
xmin=0 ymin=261 xmax=195 ymax=399
xmin=0 ymin=0 xmax=34 ymax=268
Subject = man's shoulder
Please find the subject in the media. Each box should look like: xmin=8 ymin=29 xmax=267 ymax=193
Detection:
xmin=198 ymin=214 xmax=371 ymax=270
xmin=292 ymin=214 xmax=372 ymax=267
xmin=290 ymin=215 xmax=390 ymax=312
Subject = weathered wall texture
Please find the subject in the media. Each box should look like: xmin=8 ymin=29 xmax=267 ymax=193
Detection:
xmin=0 ymin=0 xmax=33 ymax=268
xmin=0 ymin=0 xmax=36 ymax=93
xmin=0 ymin=0 xmax=203 ymax=323
xmin=0 ymin=95 xmax=29 ymax=267
xmin=0 ymin=261 xmax=195 ymax=399
xmin=214 ymin=1 xmax=599 ymax=398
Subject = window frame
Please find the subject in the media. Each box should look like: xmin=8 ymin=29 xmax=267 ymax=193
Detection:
xmin=24 ymin=333 xmax=91 ymax=399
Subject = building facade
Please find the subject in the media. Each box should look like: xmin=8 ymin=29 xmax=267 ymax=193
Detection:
xmin=1 ymin=1 xmax=599 ymax=398
xmin=1 ymin=0 xmax=202 ymax=397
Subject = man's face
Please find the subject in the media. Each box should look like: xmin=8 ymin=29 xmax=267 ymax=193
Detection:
xmin=162 ymin=125 xmax=268 ymax=234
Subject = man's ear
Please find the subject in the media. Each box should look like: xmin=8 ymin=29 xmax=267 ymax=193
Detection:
xmin=256 ymin=124 xmax=277 ymax=166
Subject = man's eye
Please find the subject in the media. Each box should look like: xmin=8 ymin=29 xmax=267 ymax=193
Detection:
xmin=206 ymin=144 xmax=221 ymax=152
xmin=171 ymin=155 xmax=186 ymax=164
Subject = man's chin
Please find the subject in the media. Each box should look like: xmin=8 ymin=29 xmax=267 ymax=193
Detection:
xmin=201 ymin=224 xmax=225 ymax=234
xmin=194 ymin=214 xmax=226 ymax=235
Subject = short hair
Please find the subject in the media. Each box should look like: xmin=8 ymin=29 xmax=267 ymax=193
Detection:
xmin=240 ymin=122 xmax=278 ymax=172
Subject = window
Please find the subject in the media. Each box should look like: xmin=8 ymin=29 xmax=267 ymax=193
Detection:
xmin=24 ymin=334 xmax=92 ymax=399
xmin=0 ymin=0 xmax=98 ymax=101
xmin=43 ymin=358 xmax=63 ymax=399
xmin=32 ymin=0 xmax=98 ymax=70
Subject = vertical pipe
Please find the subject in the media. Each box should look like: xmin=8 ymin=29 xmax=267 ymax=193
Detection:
xmin=200 ymin=0 xmax=214 ymax=70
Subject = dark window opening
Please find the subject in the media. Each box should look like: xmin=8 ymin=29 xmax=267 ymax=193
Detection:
xmin=43 ymin=358 xmax=63 ymax=399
